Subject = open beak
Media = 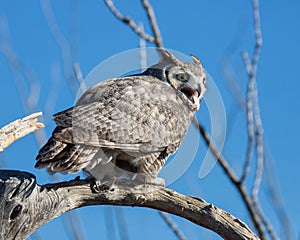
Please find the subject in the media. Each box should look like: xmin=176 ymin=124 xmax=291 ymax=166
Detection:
xmin=179 ymin=86 xmax=200 ymax=104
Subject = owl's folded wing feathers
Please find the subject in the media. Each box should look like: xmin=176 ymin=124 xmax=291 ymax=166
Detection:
xmin=52 ymin=76 xmax=192 ymax=154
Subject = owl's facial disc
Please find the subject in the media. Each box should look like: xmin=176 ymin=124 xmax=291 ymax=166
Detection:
xmin=163 ymin=63 xmax=205 ymax=108
xmin=172 ymin=69 xmax=200 ymax=104
xmin=179 ymin=86 xmax=200 ymax=104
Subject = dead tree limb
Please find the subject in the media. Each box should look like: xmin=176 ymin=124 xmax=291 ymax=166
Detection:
xmin=0 ymin=170 xmax=259 ymax=240
xmin=0 ymin=112 xmax=44 ymax=152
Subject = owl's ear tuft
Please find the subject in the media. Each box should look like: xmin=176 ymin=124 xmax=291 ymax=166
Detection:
xmin=190 ymin=54 xmax=204 ymax=72
xmin=156 ymin=48 xmax=179 ymax=65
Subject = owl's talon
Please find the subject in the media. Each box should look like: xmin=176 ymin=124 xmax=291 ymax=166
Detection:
xmin=89 ymin=176 xmax=118 ymax=193
xmin=98 ymin=184 xmax=110 ymax=191
xmin=88 ymin=177 xmax=100 ymax=193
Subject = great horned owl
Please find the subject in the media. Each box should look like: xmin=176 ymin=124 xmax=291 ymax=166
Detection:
xmin=36 ymin=49 xmax=206 ymax=186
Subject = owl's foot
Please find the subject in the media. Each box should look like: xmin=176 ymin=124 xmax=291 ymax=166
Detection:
xmin=135 ymin=174 xmax=165 ymax=186
xmin=88 ymin=176 xmax=118 ymax=193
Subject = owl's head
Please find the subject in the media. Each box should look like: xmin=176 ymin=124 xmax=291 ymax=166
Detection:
xmin=144 ymin=49 xmax=206 ymax=111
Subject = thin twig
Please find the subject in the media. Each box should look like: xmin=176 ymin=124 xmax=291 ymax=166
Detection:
xmin=0 ymin=16 xmax=41 ymax=115
xmin=70 ymin=0 xmax=84 ymax=88
xmin=104 ymin=207 xmax=117 ymax=240
xmin=254 ymin=201 xmax=279 ymax=240
xmin=104 ymin=0 xmax=155 ymax=43
xmin=138 ymin=23 xmax=147 ymax=71
xmin=220 ymin=28 xmax=246 ymax=142
xmin=70 ymin=0 xmax=79 ymax=66
xmin=248 ymin=1 xmax=263 ymax=191
xmin=221 ymin=56 xmax=245 ymax=111
xmin=62 ymin=211 xmax=87 ymax=240
xmin=265 ymin=153 xmax=292 ymax=240
xmin=220 ymin=19 xmax=248 ymax=113
xmin=40 ymin=0 xmax=78 ymax=95
xmin=251 ymin=81 xmax=264 ymax=203
xmin=73 ymin=62 xmax=85 ymax=86
xmin=159 ymin=211 xmax=187 ymax=240
xmin=241 ymin=0 xmax=264 ymax=199
xmin=44 ymin=61 xmax=60 ymax=123
xmin=192 ymin=119 xmax=239 ymax=183
xmin=240 ymin=51 xmax=255 ymax=183
xmin=140 ymin=0 xmax=163 ymax=48
xmin=115 ymin=208 xmax=129 ymax=240
xmin=250 ymin=0 xmax=264 ymax=197
xmin=221 ymin=3 xmax=277 ymax=236
xmin=241 ymin=1 xmax=279 ymax=239
xmin=252 ymin=101 xmax=264 ymax=202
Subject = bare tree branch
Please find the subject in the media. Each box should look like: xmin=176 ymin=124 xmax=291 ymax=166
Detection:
xmin=241 ymin=1 xmax=279 ymax=240
xmin=104 ymin=0 xmax=155 ymax=43
xmin=248 ymin=0 xmax=263 ymax=202
xmin=0 ymin=170 xmax=259 ymax=240
xmin=240 ymin=52 xmax=255 ymax=183
xmin=241 ymin=0 xmax=266 ymax=236
xmin=192 ymin=119 xmax=266 ymax=240
xmin=241 ymin=52 xmax=264 ymax=201
xmin=104 ymin=0 xmax=162 ymax=48
xmin=140 ymin=0 xmax=163 ymax=48
xmin=0 ymin=113 xmax=44 ymax=152
xmin=240 ymin=0 xmax=262 ymax=185
xmin=220 ymin=1 xmax=288 ymax=238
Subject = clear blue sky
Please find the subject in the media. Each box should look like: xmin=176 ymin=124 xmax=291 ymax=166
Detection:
xmin=0 ymin=1 xmax=299 ymax=239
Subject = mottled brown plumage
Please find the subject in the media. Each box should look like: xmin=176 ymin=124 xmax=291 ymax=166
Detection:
xmin=36 ymin=49 xmax=206 ymax=185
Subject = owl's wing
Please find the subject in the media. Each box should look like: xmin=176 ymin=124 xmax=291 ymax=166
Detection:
xmin=53 ymin=76 xmax=192 ymax=154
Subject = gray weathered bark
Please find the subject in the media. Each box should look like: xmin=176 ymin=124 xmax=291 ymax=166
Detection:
xmin=0 ymin=170 xmax=259 ymax=240
xmin=0 ymin=112 xmax=44 ymax=152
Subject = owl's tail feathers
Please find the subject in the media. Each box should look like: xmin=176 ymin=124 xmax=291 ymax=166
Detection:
xmin=35 ymin=134 xmax=98 ymax=174
xmin=35 ymin=138 xmax=67 ymax=166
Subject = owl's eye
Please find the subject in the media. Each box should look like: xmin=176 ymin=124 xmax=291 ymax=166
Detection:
xmin=175 ymin=73 xmax=189 ymax=82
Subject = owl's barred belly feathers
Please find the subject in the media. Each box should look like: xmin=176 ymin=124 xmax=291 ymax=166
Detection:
xmin=35 ymin=49 xmax=206 ymax=185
